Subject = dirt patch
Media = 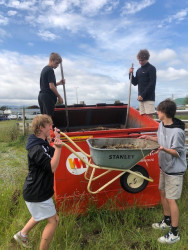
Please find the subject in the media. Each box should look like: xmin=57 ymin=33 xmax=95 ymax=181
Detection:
xmin=94 ymin=142 xmax=153 ymax=149
xmin=99 ymin=143 xmax=142 ymax=149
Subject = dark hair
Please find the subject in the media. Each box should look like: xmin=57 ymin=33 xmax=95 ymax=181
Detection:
xmin=137 ymin=49 xmax=150 ymax=60
xmin=156 ymin=98 xmax=176 ymax=118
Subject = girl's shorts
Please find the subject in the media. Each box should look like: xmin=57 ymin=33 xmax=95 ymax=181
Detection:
xmin=25 ymin=197 xmax=56 ymax=221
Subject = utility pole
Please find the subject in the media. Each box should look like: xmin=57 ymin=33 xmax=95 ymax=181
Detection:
xmin=76 ymin=87 xmax=79 ymax=104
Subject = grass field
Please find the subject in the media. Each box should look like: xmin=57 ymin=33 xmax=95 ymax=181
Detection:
xmin=0 ymin=120 xmax=188 ymax=249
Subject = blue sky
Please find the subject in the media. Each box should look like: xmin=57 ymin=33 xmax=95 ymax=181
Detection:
xmin=0 ymin=0 xmax=188 ymax=108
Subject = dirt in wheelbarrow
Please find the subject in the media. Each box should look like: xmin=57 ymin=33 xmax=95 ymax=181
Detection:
xmin=95 ymin=142 xmax=151 ymax=149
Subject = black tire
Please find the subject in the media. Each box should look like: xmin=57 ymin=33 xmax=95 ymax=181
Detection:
xmin=120 ymin=165 xmax=149 ymax=193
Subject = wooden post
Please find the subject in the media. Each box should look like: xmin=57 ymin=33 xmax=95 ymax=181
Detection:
xmin=22 ymin=108 xmax=25 ymax=135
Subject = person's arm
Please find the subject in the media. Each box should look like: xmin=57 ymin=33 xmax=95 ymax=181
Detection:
xmin=131 ymin=73 xmax=138 ymax=86
xmin=50 ymin=138 xmax=62 ymax=173
xmin=56 ymin=79 xmax=65 ymax=86
xmin=129 ymin=66 xmax=138 ymax=86
xmin=139 ymin=134 xmax=158 ymax=142
xmin=49 ymin=82 xmax=63 ymax=103
xmin=158 ymin=146 xmax=179 ymax=157
xmin=162 ymin=130 xmax=186 ymax=158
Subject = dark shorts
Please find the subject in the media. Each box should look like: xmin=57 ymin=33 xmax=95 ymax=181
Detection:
xmin=38 ymin=92 xmax=57 ymax=117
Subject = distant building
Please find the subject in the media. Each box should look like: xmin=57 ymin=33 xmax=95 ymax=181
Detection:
xmin=4 ymin=109 xmax=11 ymax=115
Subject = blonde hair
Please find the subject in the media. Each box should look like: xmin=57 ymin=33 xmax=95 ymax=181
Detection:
xmin=49 ymin=52 xmax=62 ymax=63
xmin=32 ymin=114 xmax=52 ymax=135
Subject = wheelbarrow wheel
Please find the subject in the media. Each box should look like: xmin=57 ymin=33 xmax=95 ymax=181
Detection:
xmin=120 ymin=165 xmax=149 ymax=193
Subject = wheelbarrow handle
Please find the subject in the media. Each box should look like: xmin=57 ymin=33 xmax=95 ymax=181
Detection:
xmin=60 ymin=131 xmax=91 ymax=158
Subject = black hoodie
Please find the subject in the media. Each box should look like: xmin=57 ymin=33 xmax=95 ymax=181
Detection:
xmin=23 ymin=134 xmax=55 ymax=202
xmin=163 ymin=117 xmax=185 ymax=130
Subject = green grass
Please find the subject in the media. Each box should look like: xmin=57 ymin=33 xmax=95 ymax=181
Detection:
xmin=0 ymin=120 xmax=188 ymax=249
xmin=176 ymin=114 xmax=188 ymax=121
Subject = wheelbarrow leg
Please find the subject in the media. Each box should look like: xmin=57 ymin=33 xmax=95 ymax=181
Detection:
xmin=84 ymin=159 xmax=92 ymax=180
xmin=85 ymin=162 xmax=112 ymax=181
xmin=87 ymin=170 xmax=126 ymax=194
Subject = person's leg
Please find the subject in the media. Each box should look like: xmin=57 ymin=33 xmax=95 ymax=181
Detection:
xmin=167 ymin=199 xmax=179 ymax=227
xmin=39 ymin=93 xmax=56 ymax=117
xmin=14 ymin=217 xmax=38 ymax=248
xmin=165 ymin=174 xmax=183 ymax=228
xmin=40 ymin=214 xmax=59 ymax=250
xmin=159 ymin=169 xmax=171 ymax=217
xmin=158 ymin=175 xmax=183 ymax=244
xmin=38 ymin=93 xmax=44 ymax=114
xmin=158 ymin=199 xmax=180 ymax=244
xmin=43 ymin=94 xmax=56 ymax=117
xmin=139 ymin=101 xmax=145 ymax=115
xmin=152 ymin=170 xmax=171 ymax=230
xmin=160 ymin=190 xmax=171 ymax=216
xmin=143 ymin=101 xmax=155 ymax=118
xmin=21 ymin=217 xmax=39 ymax=235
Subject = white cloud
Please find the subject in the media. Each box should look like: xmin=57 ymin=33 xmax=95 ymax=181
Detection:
xmin=170 ymin=9 xmax=188 ymax=23
xmin=35 ymin=13 xmax=85 ymax=33
xmin=153 ymin=49 xmax=177 ymax=61
xmin=49 ymin=0 xmax=74 ymax=14
xmin=151 ymin=48 xmax=181 ymax=67
xmin=0 ymin=28 xmax=10 ymax=43
xmin=80 ymin=0 xmax=118 ymax=16
xmin=41 ymin=0 xmax=55 ymax=7
xmin=5 ymin=0 xmax=37 ymax=10
xmin=7 ymin=10 xmax=17 ymax=16
xmin=0 ymin=14 xmax=8 ymax=25
xmin=158 ymin=8 xmax=188 ymax=28
xmin=158 ymin=67 xmax=188 ymax=81
xmin=121 ymin=0 xmax=156 ymax=15
xmin=37 ymin=30 xmax=59 ymax=41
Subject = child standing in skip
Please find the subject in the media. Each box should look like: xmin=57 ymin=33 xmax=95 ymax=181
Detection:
xmin=13 ymin=114 xmax=62 ymax=249
xmin=140 ymin=98 xmax=187 ymax=244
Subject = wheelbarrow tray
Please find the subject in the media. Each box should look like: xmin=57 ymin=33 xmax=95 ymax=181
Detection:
xmin=86 ymin=138 xmax=159 ymax=170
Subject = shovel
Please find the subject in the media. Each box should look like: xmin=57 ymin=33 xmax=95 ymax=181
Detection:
xmin=124 ymin=63 xmax=134 ymax=128
xmin=60 ymin=61 xmax=70 ymax=131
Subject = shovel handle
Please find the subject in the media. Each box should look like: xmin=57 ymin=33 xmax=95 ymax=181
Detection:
xmin=60 ymin=61 xmax=69 ymax=131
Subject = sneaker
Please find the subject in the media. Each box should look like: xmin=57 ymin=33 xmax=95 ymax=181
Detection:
xmin=152 ymin=219 xmax=171 ymax=230
xmin=158 ymin=231 xmax=180 ymax=244
xmin=13 ymin=231 xmax=32 ymax=248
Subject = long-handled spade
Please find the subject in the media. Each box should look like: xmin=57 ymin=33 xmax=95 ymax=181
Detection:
xmin=124 ymin=63 xmax=134 ymax=128
xmin=60 ymin=61 xmax=70 ymax=131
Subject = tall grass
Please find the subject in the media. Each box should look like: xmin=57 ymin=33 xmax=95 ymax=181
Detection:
xmin=0 ymin=120 xmax=187 ymax=249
